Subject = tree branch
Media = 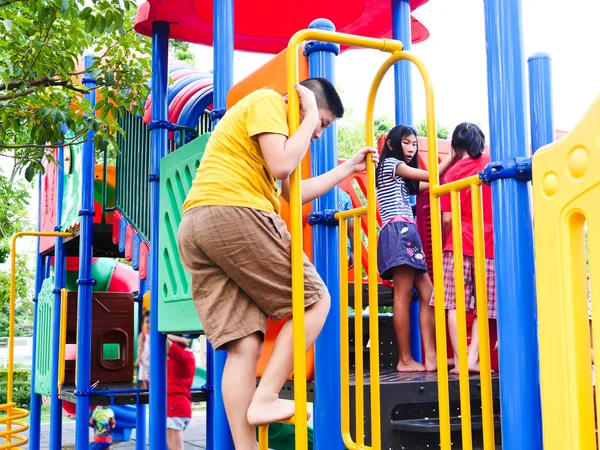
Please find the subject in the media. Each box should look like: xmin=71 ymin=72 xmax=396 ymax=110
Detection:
xmin=0 ymin=78 xmax=92 ymax=101
xmin=0 ymin=139 xmax=89 ymax=150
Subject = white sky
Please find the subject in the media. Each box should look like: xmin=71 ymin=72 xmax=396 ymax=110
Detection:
xmin=192 ymin=0 xmax=600 ymax=135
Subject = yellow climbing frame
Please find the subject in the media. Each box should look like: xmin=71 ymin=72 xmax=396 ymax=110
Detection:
xmin=532 ymin=95 xmax=600 ymax=449
xmin=0 ymin=231 xmax=71 ymax=449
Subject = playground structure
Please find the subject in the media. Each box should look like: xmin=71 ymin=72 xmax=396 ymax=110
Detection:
xmin=0 ymin=0 xmax=599 ymax=450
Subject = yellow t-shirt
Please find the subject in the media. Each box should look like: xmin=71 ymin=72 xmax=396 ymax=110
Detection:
xmin=182 ymin=89 xmax=289 ymax=215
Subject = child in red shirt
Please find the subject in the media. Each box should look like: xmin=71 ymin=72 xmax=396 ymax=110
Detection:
xmin=166 ymin=334 xmax=196 ymax=450
xmin=431 ymin=122 xmax=496 ymax=374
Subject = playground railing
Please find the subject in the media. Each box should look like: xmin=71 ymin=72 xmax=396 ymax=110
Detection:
xmin=1 ymin=231 xmax=71 ymax=450
xmin=532 ymin=95 xmax=600 ymax=449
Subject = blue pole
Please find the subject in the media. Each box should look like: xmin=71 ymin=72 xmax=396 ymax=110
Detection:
xmin=306 ymin=18 xmax=345 ymax=450
xmin=528 ymin=52 xmax=555 ymax=153
xmin=482 ymin=1 xmax=543 ymax=448
xmin=209 ymin=0 xmax=235 ymax=448
xmin=392 ymin=0 xmax=414 ymax=126
xmin=49 ymin=130 xmax=67 ymax=450
xmin=74 ymin=54 xmax=97 ymax=450
xmin=136 ymin=278 xmax=147 ymax=450
xmin=28 ymin=171 xmax=45 ymax=450
xmin=149 ymin=21 xmax=170 ymax=450
xmin=392 ymin=0 xmax=421 ymax=362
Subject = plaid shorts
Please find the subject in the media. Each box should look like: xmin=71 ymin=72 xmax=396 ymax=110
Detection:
xmin=430 ymin=251 xmax=497 ymax=319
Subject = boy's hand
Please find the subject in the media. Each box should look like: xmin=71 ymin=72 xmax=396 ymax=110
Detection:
xmin=347 ymin=147 xmax=379 ymax=173
xmin=295 ymin=83 xmax=318 ymax=124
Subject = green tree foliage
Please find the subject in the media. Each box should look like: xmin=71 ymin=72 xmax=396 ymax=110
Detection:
xmin=0 ymin=174 xmax=33 ymax=337
xmin=416 ymin=119 xmax=450 ymax=139
xmin=0 ymin=0 xmax=152 ymax=180
xmin=338 ymin=115 xmax=393 ymax=159
xmin=170 ymin=40 xmax=195 ymax=66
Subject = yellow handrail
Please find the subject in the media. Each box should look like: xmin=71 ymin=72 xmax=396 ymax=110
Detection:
xmin=1 ymin=231 xmax=72 ymax=449
xmin=57 ymin=288 xmax=69 ymax=398
xmin=286 ymin=29 xmax=403 ymax=450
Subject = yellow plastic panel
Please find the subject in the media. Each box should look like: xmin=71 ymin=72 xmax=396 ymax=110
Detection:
xmin=532 ymin=95 xmax=600 ymax=449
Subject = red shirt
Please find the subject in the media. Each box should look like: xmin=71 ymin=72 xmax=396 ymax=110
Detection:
xmin=440 ymin=153 xmax=495 ymax=258
xmin=167 ymin=343 xmax=196 ymax=418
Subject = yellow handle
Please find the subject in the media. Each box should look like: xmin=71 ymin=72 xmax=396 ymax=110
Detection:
xmin=58 ymin=288 xmax=69 ymax=398
xmin=3 ymin=231 xmax=72 ymax=449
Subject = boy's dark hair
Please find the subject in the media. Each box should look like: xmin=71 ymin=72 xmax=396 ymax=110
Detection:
xmin=376 ymin=125 xmax=420 ymax=195
xmin=143 ymin=311 xmax=149 ymax=318
xmin=451 ymin=122 xmax=486 ymax=159
xmin=299 ymin=78 xmax=344 ymax=118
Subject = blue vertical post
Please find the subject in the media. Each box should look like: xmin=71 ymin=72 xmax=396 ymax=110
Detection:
xmin=208 ymin=0 xmax=235 ymax=448
xmin=148 ymin=21 xmax=170 ymax=450
xmin=49 ymin=131 xmax=67 ymax=450
xmin=482 ymin=1 xmax=543 ymax=448
xmin=74 ymin=54 xmax=97 ymax=450
xmin=528 ymin=53 xmax=555 ymax=153
xmin=392 ymin=0 xmax=414 ymax=125
xmin=136 ymin=278 xmax=147 ymax=450
xmin=306 ymin=18 xmax=344 ymax=450
xmin=392 ymin=0 xmax=421 ymax=362
xmin=28 ymin=171 xmax=46 ymax=450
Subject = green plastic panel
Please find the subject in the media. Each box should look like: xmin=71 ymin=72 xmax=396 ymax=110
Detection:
xmin=158 ymin=134 xmax=210 ymax=333
xmin=34 ymin=277 xmax=55 ymax=396
xmin=62 ymin=130 xmax=82 ymax=231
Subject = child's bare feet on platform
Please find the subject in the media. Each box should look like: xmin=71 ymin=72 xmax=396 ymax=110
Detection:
xmin=247 ymin=394 xmax=296 ymax=427
xmin=424 ymin=357 xmax=437 ymax=372
xmin=449 ymin=357 xmax=460 ymax=374
xmin=397 ymin=358 xmax=426 ymax=372
xmin=468 ymin=360 xmax=480 ymax=373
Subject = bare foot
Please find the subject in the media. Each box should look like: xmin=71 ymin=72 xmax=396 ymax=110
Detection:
xmin=447 ymin=358 xmax=455 ymax=367
xmin=397 ymin=359 xmax=426 ymax=372
xmin=247 ymin=395 xmax=297 ymax=427
xmin=449 ymin=357 xmax=460 ymax=374
xmin=424 ymin=358 xmax=437 ymax=372
xmin=468 ymin=361 xmax=481 ymax=373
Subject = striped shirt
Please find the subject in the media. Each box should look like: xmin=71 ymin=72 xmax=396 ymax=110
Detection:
xmin=376 ymin=157 xmax=414 ymax=223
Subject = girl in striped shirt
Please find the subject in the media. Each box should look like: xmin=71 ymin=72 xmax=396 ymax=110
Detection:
xmin=376 ymin=125 xmax=455 ymax=372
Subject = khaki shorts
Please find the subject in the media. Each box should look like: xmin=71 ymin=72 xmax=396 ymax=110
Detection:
xmin=177 ymin=206 xmax=329 ymax=350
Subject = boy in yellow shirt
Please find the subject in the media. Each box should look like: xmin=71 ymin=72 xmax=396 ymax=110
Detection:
xmin=178 ymin=78 xmax=377 ymax=449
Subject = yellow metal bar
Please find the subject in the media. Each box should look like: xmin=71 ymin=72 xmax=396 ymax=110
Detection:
xmin=353 ymin=222 xmax=365 ymax=446
xmin=286 ymin=30 xmax=405 ymax=450
xmin=57 ymin=288 xmax=69 ymax=398
xmin=449 ymin=192 xmax=473 ymax=449
xmin=365 ymin=49 xmax=443 ymax=449
xmin=431 ymin=175 xmax=482 ymax=198
xmin=258 ymin=425 xmax=269 ymax=450
xmin=335 ymin=206 xmax=368 ymax=221
xmin=470 ymin=184 xmax=495 ymax=448
xmin=3 ymin=231 xmax=71 ymax=449
xmin=339 ymin=219 xmax=366 ymax=450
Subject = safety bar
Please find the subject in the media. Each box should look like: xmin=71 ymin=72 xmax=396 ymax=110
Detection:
xmin=1 ymin=232 xmax=72 ymax=449
xmin=257 ymin=416 xmax=297 ymax=450
xmin=285 ymin=29 xmax=404 ymax=450
xmin=429 ymin=163 xmax=495 ymax=447
xmin=58 ymin=288 xmax=69 ymax=398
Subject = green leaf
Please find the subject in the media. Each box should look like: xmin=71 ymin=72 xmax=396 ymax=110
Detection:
xmin=79 ymin=6 xmax=93 ymax=19
xmin=2 ymin=55 xmax=13 ymax=77
xmin=24 ymin=164 xmax=35 ymax=182
xmin=1 ymin=20 xmax=12 ymax=32
xmin=95 ymin=15 xmax=106 ymax=33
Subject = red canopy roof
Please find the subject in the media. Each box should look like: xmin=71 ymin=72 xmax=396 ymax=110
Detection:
xmin=135 ymin=0 xmax=429 ymax=54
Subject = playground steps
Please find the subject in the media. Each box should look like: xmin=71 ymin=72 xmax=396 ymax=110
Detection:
xmin=60 ymin=382 xmax=207 ymax=406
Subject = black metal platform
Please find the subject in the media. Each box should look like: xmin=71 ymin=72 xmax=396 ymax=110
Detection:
xmin=42 ymin=223 xmax=122 ymax=257
xmin=60 ymin=382 xmax=208 ymax=406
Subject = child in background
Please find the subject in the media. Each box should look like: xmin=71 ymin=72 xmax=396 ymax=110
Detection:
xmin=89 ymin=405 xmax=116 ymax=450
xmin=433 ymin=123 xmax=496 ymax=374
xmin=376 ymin=125 xmax=455 ymax=372
xmin=135 ymin=311 xmax=150 ymax=387
xmin=166 ymin=334 xmax=196 ymax=450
